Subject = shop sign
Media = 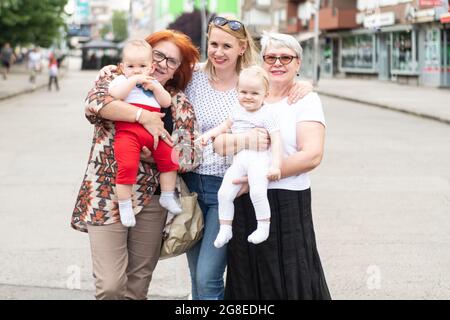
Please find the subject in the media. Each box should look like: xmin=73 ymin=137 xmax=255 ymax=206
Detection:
xmin=441 ymin=12 xmax=450 ymax=23
xmin=363 ymin=12 xmax=395 ymax=28
xmin=419 ymin=0 xmax=444 ymax=6
xmin=423 ymin=66 xmax=450 ymax=72
xmin=415 ymin=8 xmax=437 ymax=22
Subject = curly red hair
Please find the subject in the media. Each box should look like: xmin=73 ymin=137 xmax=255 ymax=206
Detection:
xmin=146 ymin=30 xmax=200 ymax=92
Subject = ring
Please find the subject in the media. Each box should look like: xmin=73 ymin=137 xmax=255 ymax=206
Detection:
xmin=161 ymin=133 xmax=167 ymax=139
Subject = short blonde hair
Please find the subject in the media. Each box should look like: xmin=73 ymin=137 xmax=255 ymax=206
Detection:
xmin=204 ymin=17 xmax=260 ymax=80
xmin=238 ymin=65 xmax=270 ymax=92
xmin=122 ymin=39 xmax=153 ymax=60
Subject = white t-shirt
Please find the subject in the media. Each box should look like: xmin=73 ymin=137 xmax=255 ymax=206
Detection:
xmin=230 ymin=103 xmax=279 ymax=135
xmin=110 ymin=75 xmax=161 ymax=108
xmin=28 ymin=51 xmax=42 ymax=70
xmin=267 ymin=92 xmax=326 ymax=191
xmin=185 ymin=70 xmax=236 ymax=177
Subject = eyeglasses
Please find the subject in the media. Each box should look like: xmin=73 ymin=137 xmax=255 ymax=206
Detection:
xmin=263 ymin=55 xmax=298 ymax=65
xmin=211 ymin=16 xmax=245 ymax=32
xmin=153 ymin=50 xmax=180 ymax=69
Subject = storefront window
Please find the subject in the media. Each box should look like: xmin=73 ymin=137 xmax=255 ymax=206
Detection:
xmin=392 ymin=31 xmax=417 ymax=73
xmin=341 ymin=34 xmax=374 ymax=70
xmin=423 ymin=28 xmax=440 ymax=71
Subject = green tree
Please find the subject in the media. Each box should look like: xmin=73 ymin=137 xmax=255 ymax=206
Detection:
xmin=0 ymin=0 xmax=68 ymax=47
xmin=112 ymin=10 xmax=128 ymax=42
xmin=100 ymin=24 xmax=112 ymax=40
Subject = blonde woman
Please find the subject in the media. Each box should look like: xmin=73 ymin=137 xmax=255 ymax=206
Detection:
xmin=183 ymin=17 xmax=312 ymax=300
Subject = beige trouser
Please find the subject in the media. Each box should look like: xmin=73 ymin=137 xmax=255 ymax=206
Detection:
xmin=87 ymin=196 xmax=167 ymax=300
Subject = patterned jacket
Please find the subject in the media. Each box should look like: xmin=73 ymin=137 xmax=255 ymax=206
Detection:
xmin=71 ymin=73 xmax=201 ymax=232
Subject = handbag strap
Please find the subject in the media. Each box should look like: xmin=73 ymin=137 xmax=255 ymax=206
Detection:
xmin=176 ymin=175 xmax=190 ymax=197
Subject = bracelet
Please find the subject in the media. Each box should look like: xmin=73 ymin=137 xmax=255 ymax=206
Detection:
xmin=135 ymin=108 xmax=143 ymax=123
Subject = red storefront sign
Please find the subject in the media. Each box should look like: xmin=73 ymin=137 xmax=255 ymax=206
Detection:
xmin=419 ymin=0 xmax=444 ymax=6
xmin=441 ymin=14 xmax=450 ymax=23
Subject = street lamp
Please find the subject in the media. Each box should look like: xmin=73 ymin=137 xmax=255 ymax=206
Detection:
xmin=312 ymin=0 xmax=321 ymax=86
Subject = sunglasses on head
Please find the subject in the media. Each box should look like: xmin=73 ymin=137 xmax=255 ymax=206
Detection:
xmin=211 ymin=16 xmax=245 ymax=32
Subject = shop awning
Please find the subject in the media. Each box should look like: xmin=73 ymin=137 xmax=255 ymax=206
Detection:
xmin=379 ymin=24 xmax=415 ymax=32
xmin=297 ymin=32 xmax=319 ymax=42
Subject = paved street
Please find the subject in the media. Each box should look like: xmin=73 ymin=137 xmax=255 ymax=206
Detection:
xmin=0 ymin=67 xmax=449 ymax=299
xmin=314 ymin=96 xmax=450 ymax=299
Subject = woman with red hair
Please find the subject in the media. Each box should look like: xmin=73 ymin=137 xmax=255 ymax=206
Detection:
xmin=71 ymin=30 xmax=201 ymax=299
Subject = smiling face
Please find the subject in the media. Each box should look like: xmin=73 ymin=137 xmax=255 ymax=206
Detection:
xmin=207 ymin=27 xmax=246 ymax=73
xmin=237 ymin=72 xmax=268 ymax=112
xmin=262 ymin=45 xmax=301 ymax=86
xmin=121 ymin=46 xmax=154 ymax=78
xmin=150 ymin=40 xmax=182 ymax=86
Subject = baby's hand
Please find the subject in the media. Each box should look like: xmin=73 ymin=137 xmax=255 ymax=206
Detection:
xmin=267 ymin=167 xmax=281 ymax=181
xmin=196 ymin=133 xmax=212 ymax=146
xmin=141 ymin=77 xmax=158 ymax=91
xmin=131 ymin=74 xmax=149 ymax=85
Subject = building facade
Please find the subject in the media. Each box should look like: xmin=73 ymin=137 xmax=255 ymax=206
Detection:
xmin=241 ymin=0 xmax=450 ymax=87
xmin=339 ymin=0 xmax=450 ymax=87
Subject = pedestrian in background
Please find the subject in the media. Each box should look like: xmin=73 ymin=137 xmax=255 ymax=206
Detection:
xmin=48 ymin=54 xmax=59 ymax=91
xmin=28 ymin=48 xmax=42 ymax=86
xmin=1 ymin=43 xmax=16 ymax=80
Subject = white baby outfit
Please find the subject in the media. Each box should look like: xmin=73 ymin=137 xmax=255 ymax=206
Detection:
xmin=217 ymin=103 xmax=279 ymax=223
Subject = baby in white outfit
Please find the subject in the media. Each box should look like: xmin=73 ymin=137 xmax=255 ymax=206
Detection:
xmin=199 ymin=65 xmax=282 ymax=248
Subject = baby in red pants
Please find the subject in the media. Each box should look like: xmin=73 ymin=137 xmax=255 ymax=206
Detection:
xmin=109 ymin=39 xmax=182 ymax=227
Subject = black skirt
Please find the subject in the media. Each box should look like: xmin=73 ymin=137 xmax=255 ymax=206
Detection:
xmin=225 ymin=188 xmax=331 ymax=300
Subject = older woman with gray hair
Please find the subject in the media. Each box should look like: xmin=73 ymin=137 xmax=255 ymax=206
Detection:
xmin=214 ymin=32 xmax=331 ymax=299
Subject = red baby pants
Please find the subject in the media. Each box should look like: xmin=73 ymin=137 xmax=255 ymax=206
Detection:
xmin=114 ymin=104 xmax=179 ymax=185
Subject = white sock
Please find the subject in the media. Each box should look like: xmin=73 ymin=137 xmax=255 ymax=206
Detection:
xmin=118 ymin=199 xmax=136 ymax=227
xmin=159 ymin=191 xmax=182 ymax=214
xmin=247 ymin=221 xmax=270 ymax=244
xmin=214 ymin=224 xmax=233 ymax=248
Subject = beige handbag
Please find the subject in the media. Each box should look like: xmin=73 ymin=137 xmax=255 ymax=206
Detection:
xmin=160 ymin=176 xmax=203 ymax=259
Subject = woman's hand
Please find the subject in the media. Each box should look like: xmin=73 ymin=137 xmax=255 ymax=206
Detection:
xmin=267 ymin=167 xmax=281 ymax=181
xmin=246 ymin=128 xmax=270 ymax=152
xmin=140 ymin=146 xmax=154 ymax=163
xmin=287 ymin=80 xmax=313 ymax=104
xmin=141 ymin=77 xmax=158 ymax=91
xmin=197 ymin=132 xmax=213 ymax=146
xmin=95 ymin=65 xmax=117 ymax=81
xmin=233 ymin=176 xmax=249 ymax=197
xmin=138 ymin=109 xmax=173 ymax=149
